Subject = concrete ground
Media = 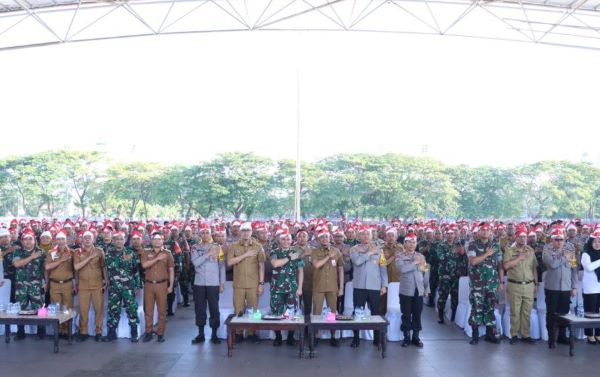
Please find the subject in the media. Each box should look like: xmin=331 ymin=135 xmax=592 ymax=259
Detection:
xmin=0 ymin=305 xmax=596 ymax=377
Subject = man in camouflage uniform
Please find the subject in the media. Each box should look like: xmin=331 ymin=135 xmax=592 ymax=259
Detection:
xmin=467 ymin=222 xmax=504 ymax=345
xmin=427 ymin=228 xmax=444 ymax=307
xmin=270 ymin=232 xmax=304 ymax=346
xmin=102 ymin=232 xmax=141 ymax=343
xmin=165 ymin=226 xmax=183 ymax=316
xmin=0 ymin=228 xmax=17 ymax=302
xmin=12 ymin=229 xmax=46 ymax=340
xmin=173 ymin=226 xmax=191 ymax=308
xmin=436 ymin=229 xmax=467 ymax=324
xmin=183 ymin=225 xmax=197 ymax=306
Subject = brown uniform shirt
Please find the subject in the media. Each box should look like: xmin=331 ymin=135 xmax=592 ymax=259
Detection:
xmin=45 ymin=247 xmax=74 ymax=281
xmin=227 ymin=239 xmax=266 ymax=289
xmin=382 ymin=243 xmax=404 ymax=283
xmin=504 ymin=245 xmax=538 ymax=282
xmin=312 ymin=245 xmax=343 ymax=293
xmin=141 ymin=248 xmax=175 ymax=282
xmin=74 ymin=247 xmax=105 ymax=290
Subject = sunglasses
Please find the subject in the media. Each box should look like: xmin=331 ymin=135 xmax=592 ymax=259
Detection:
xmin=553 ymin=238 xmax=564 ymax=241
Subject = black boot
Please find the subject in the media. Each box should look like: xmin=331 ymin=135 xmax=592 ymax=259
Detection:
xmin=210 ymin=328 xmax=221 ymax=344
xmin=438 ymin=310 xmax=445 ymax=324
xmin=130 ymin=326 xmax=139 ymax=343
xmin=286 ymin=331 xmax=297 ymax=346
xmin=15 ymin=325 xmax=25 ymax=340
xmin=484 ymin=326 xmax=500 ymax=344
xmin=36 ymin=326 xmax=46 ymax=340
xmin=412 ymin=331 xmax=423 ymax=348
xmin=450 ymin=308 xmax=457 ymax=322
xmin=273 ymin=331 xmax=283 ymax=347
xmin=402 ymin=331 xmax=411 ymax=347
xmin=192 ymin=327 xmax=205 ymax=344
xmin=373 ymin=330 xmax=380 ymax=347
xmin=102 ymin=327 xmax=117 ymax=342
xmin=557 ymin=327 xmax=569 ymax=345
xmin=469 ymin=326 xmax=479 ymax=345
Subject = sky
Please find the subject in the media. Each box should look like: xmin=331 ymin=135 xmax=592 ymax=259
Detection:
xmin=1 ymin=29 xmax=599 ymax=168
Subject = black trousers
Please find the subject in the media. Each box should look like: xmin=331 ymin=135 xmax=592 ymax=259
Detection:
xmin=545 ymin=289 xmax=571 ymax=336
xmin=400 ymin=289 xmax=423 ymax=332
xmin=193 ymin=285 xmax=220 ymax=329
xmin=583 ymin=292 xmax=600 ymax=336
xmin=353 ymin=288 xmax=382 ymax=339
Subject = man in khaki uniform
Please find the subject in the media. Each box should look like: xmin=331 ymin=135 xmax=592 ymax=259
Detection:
xmin=312 ymin=230 xmax=344 ymax=347
xmin=44 ymin=230 xmax=75 ymax=338
xmin=503 ymin=226 xmax=538 ymax=344
xmin=381 ymin=227 xmax=403 ymax=314
xmin=141 ymin=233 xmax=175 ymax=343
xmin=74 ymin=231 xmax=107 ymax=342
xmin=227 ymin=222 xmax=265 ymax=343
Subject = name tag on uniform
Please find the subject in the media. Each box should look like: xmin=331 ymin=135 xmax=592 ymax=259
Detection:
xmin=51 ymin=251 xmax=58 ymax=261
xmin=331 ymin=259 xmax=336 ymax=266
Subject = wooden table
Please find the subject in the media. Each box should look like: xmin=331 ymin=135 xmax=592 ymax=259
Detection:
xmin=306 ymin=315 xmax=388 ymax=359
xmin=0 ymin=311 xmax=75 ymax=353
xmin=553 ymin=314 xmax=600 ymax=356
xmin=225 ymin=314 xmax=306 ymax=358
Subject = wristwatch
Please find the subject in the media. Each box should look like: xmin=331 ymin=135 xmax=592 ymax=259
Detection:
xmin=258 ymin=281 xmax=265 ymax=286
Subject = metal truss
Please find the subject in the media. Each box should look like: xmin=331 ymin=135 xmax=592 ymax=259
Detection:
xmin=1 ymin=0 xmax=600 ymax=51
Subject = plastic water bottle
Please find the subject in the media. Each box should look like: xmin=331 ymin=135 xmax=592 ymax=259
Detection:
xmin=322 ymin=306 xmax=330 ymax=320
xmin=577 ymin=305 xmax=584 ymax=318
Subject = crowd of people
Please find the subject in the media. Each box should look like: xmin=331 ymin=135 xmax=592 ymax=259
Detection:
xmin=0 ymin=216 xmax=599 ymax=349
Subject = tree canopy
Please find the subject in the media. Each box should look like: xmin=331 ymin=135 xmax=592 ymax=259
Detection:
xmin=0 ymin=150 xmax=598 ymax=220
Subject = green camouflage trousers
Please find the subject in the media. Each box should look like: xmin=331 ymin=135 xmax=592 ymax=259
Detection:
xmin=468 ymin=286 xmax=498 ymax=327
xmin=107 ymin=282 xmax=139 ymax=328
xmin=16 ymin=279 xmax=44 ymax=310
xmin=437 ymin=276 xmax=459 ymax=314
xmin=270 ymin=292 xmax=297 ymax=316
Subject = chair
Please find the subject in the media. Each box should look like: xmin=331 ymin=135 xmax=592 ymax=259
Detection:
xmin=454 ymin=277 xmax=470 ymax=328
xmin=385 ymin=282 xmax=401 ymax=341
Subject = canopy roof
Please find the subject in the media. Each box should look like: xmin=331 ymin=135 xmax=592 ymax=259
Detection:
xmin=0 ymin=0 xmax=599 ymax=50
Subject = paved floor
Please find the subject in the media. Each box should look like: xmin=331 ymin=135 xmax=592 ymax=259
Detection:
xmin=0 ymin=305 xmax=596 ymax=377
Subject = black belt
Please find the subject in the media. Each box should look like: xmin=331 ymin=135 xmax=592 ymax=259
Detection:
xmin=508 ymin=279 xmax=533 ymax=285
xmin=50 ymin=278 xmax=73 ymax=284
xmin=145 ymin=279 xmax=167 ymax=284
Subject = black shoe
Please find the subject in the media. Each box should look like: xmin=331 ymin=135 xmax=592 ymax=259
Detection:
xmin=102 ymin=328 xmax=117 ymax=342
xmin=350 ymin=337 xmax=360 ymax=348
xmin=210 ymin=335 xmax=221 ymax=344
xmin=509 ymin=336 xmax=519 ymax=345
xmin=286 ymin=335 xmax=297 ymax=346
xmin=192 ymin=334 xmax=205 ymax=344
xmin=438 ymin=311 xmax=445 ymax=324
xmin=469 ymin=327 xmax=479 ymax=345
xmin=167 ymin=312 xmax=174 ymax=317
xmin=522 ymin=337 xmax=535 ymax=344
xmin=426 ymin=297 xmax=434 ymax=307
xmin=557 ymin=336 xmax=570 ymax=345
xmin=36 ymin=327 xmax=46 ymax=340
xmin=130 ymin=326 xmax=139 ymax=343
xmin=59 ymin=334 xmax=69 ymax=340
xmin=329 ymin=337 xmax=339 ymax=347
xmin=412 ymin=331 xmax=423 ymax=348
xmin=484 ymin=327 xmax=499 ymax=344
xmin=157 ymin=335 xmax=165 ymax=343
xmin=401 ymin=331 xmax=411 ymax=347
xmin=94 ymin=334 xmax=102 ymax=342
xmin=142 ymin=332 xmax=153 ymax=343
xmin=273 ymin=336 xmax=283 ymax=347
xmin=548 ymin=340 xmax=556 ymax=349
xmin=249 ymin=334 xmax=260 ymax=343
xmin=450 ymin=309 xmax=457 ymax=322
xmin=15 ymin=331 xmax=26 ymax=341
xmin=76 ymin=334 xmax=88 ymax=342
xmin=235 ymin=334 xmax=244 ymax=343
